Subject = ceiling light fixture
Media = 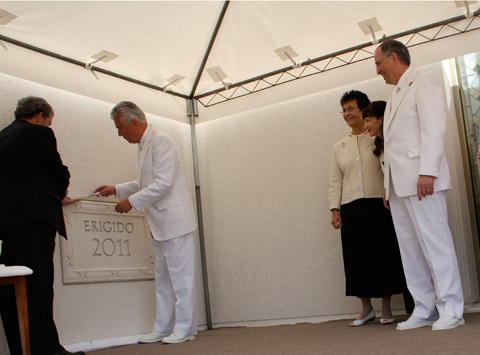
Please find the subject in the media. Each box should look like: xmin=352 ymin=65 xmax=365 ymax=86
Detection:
xmin=0 ymin=8 xmax=17 ymax=50
xmin=274 ymin=45 xmax=301 ymax=68
xmin=455 ymin=1 xmax=477 ymax=18
xmin=207 ymin=66 xmax=231 ymax=90
xmin=161 ymin=74 xmax=185 ymax=92
xmin=85 ymin=50 xmax=119 ymax=80
xmin=358 ymin=17 xmax=385 ymax=45
xmin=0 ymin=8 xmax=17 ymax=25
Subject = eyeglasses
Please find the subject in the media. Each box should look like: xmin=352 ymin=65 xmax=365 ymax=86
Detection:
xmin=340 ymin=106 xmax=358 ymax=114
xmin=375 ymin=54 xmax=391 ymax=69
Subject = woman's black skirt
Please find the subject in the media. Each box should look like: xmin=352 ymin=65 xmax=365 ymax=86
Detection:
xmin=340 ymin=198 xmax=407 ymax=298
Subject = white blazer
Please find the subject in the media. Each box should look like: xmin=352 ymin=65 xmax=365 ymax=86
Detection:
xmin=383 ymin=68 xmax=451 ymax=199
xmin=116 ymin=125 xmax=197 ymax=241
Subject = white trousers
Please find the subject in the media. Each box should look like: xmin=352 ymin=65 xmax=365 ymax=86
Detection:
xmin=152 ymin=232 xmax=197 ymax=336
xmin=389 ymin=186 xmax=464 ymax=319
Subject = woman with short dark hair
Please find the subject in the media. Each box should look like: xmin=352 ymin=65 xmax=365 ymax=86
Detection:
xmin=329 ymin=92 xmax=408 ymax=327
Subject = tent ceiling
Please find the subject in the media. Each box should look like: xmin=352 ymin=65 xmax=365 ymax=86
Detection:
xmin=0 ymin=1 xmax=480 ymax=118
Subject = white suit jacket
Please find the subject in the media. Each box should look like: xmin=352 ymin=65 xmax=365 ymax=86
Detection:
xmin=383 ymin=68 xmax=451 ymax=199
xmin=116 ymin=125 xmax=197 ymax=241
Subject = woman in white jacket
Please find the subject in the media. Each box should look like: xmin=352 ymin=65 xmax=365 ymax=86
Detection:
xmin=329 ymin=92 xmax=409 ymax=327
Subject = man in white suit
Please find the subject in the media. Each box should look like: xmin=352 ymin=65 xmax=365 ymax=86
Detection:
xmin=95 ymin=101 xmax=198 ymax=343
xmin=374 ymin=40 xmax=464 ymax=331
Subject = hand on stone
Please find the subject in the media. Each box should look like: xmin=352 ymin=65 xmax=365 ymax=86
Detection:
xmin=62 ymin=196 xmax=79 ymax=206
xmin=62 ymin=190 xmax=79 ymax=206
xmin=115 ymin=198 xmax=132 ymax=214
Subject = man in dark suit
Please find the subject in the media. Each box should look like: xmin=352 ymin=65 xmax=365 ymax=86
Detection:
xmin=0 ymin=97 xmax=84 ymax=355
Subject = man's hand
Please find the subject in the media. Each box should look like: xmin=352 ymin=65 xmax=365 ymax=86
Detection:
xmin=94 ymin=185 xmax=116 ymax=197
xmin=417 ymin=175 xmax=435 ymax=201
xmin=115 ymin=198 xmax=132 ymax=214
xmin=383 ymin=191 xmax=390 ymax=210
xmin=62 ymin=190 xmax=79 ymax=206
xmin=331 ymin=209 xmax=342 ymax=229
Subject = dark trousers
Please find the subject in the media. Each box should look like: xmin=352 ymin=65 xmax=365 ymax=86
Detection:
xmin=404 ymin=290 xmax=415 ymax=314
xmin=0 ymin=222 xmax=64 ymax=355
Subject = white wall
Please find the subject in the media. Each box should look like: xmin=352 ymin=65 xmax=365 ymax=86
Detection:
xmin=0 ymin=72 xmax=206 ymax=346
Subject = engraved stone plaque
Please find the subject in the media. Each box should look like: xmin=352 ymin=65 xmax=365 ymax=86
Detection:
xmin=60 ymin=200 xmax=155 ymax=284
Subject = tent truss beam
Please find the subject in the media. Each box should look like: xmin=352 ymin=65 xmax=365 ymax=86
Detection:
xmin=0 ymin=33 xmax=190 ymax=100
xmin=195 ymin=9 xmax=480 ymax=107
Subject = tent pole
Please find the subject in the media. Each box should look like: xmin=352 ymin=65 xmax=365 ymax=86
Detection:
xmin=187 ymin=98 xmax=212 ymax=330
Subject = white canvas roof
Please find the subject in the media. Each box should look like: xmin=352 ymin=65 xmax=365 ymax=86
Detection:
xmin=1 ymin=1 xmax=479 ymax=121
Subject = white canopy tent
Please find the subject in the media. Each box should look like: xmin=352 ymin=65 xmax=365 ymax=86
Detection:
xmin=1 ymin=1 xmax=480 ymax=122
xmin=1 ymin=0 xmax=480 ymax=349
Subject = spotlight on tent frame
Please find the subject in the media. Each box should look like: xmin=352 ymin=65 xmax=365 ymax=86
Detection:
xmin=358 ymin=17 xmax=385 ymax=45
xmin=0 ymin=8 xmax=17 ymax=50
xmin=85 ymin=50 xmax=119 ymax=80
xmin=161 ymin=74 xmax=185 ymax=92
xmin=274 ymin=45 xmax=302 ymax=68
xmin=207 ymin=66 xmax=231 ymax=90
xmin=455 ymin=1 xmax=478 ymax=18
xmin=0 ymin=8 xmax=17 ymax=25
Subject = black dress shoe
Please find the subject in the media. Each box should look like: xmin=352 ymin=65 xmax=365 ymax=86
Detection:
xmin=52 ymin=350 xmax=86 ymax=355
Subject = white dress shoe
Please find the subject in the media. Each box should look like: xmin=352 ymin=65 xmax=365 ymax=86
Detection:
xmin=380 ymin=317 xmax=395 ymax=325
xmin=396 ymin=316 xmax=438 ymax=330
xmin=432 ymin=315 xmax=465 ymax=331
xmin=349 ymin=309 xmax=376 ymax=327
xmin=162 ymin=332 xmax=195 ymax=344
xmin=138 ymin=331 xmax=170 ymax=343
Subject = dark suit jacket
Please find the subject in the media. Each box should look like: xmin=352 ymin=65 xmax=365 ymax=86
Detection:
xmin=0 ymin=119 xmax=70 ymax=237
